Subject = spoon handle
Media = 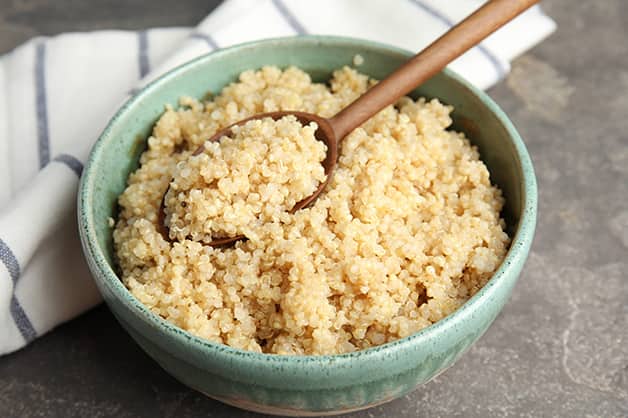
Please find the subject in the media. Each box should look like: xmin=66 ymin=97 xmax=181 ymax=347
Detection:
xmin=328 ymin=0 xmax=540 ymax=139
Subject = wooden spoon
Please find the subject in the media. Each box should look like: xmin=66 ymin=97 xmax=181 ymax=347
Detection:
xmin=160 ymin=0 xmax=539 ymax=246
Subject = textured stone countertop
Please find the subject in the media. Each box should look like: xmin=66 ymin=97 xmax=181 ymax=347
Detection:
xmin=1 ymin=1 xmax=626 ymax=417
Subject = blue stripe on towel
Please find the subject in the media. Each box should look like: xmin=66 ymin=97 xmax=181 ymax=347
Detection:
xmin=10 ymin=297 xmax=37 ymax=342
xmin=272 ymin=0 xmax=307 ymax=34
xmin=0 ymin=239 xmax=20 ymax=283
xmin=35 ymin=41 xmax=50 ymax=168
xmin=138 ymin=30 xmax=150 ymax=78
xmin=53 ymin=153 xmax=83 ymax=177
xmin=189 ymin=32 xmax=220 ymax=50
xmin=0 ymin=238 xmax=37 ymax=342
xmin=408 ymin=0 xmax=507 ymax=79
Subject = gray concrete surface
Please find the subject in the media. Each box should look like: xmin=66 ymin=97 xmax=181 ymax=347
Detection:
xmin=1 ymin=0 xmax=627 ymax=417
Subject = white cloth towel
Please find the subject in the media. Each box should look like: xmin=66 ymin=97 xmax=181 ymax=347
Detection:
xmin=0 ymin=0 xmax=555 ymax=355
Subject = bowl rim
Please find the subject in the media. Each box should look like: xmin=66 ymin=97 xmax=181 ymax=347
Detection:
xmin=78 ymin=34 xmax=537 ymax=365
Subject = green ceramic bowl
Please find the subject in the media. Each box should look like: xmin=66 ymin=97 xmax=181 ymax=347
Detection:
xmin=78 ymin=36 xmax=537 ymax=416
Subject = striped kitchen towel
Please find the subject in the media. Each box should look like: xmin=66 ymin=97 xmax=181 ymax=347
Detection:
xmin=0 ymin=0 xmax=556 ymax=355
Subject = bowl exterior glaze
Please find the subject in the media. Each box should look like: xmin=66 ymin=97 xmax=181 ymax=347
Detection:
xmin=78 ymin=36 xmax=537 ymax=416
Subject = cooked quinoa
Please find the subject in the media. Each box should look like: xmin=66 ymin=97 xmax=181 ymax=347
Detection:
xmin=164 ymin=115 xmax=327 ymax=242
xmin=113 ymin=66 xmax=509 ymax=355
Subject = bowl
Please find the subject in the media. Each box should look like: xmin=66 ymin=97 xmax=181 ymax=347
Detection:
xmin=78 ymin=35 xmax=537 ymax=416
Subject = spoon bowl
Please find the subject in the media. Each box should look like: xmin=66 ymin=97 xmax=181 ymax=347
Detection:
xmin=158 ymin=111 xmax=338 ymax=246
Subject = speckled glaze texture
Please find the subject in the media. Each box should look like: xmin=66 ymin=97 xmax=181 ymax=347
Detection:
xmin=78 ymin=36 xmax=537 ymax=416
